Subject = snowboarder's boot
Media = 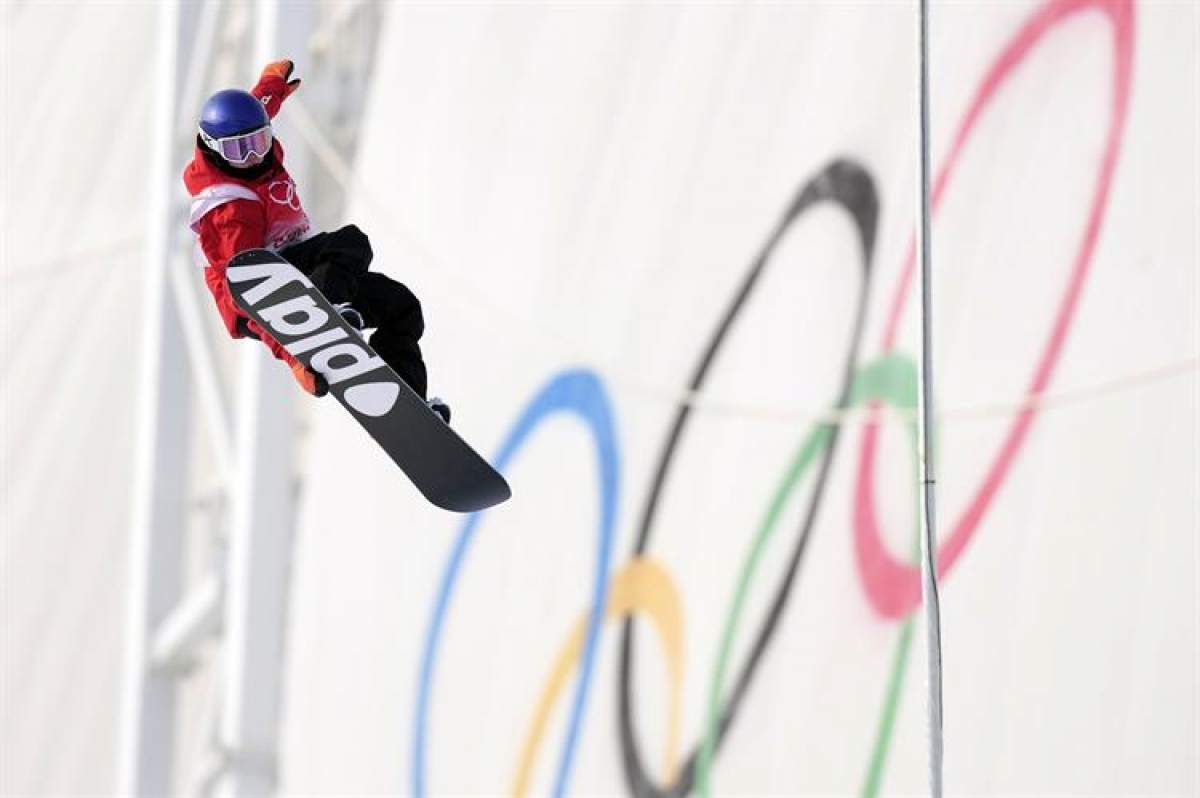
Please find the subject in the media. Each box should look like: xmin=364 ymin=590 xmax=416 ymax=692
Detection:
xmin=427 ymin=397 xmax=451 ymax=424
xmin=335 ymin=303 xmax=366 ymax=338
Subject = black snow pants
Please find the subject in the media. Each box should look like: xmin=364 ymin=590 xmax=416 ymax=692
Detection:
xmin=280 ymin=224 xmax=428 ymax=398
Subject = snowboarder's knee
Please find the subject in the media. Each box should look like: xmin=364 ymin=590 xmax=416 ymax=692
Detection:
xmin=328 ymin=224 xmax=373 ymax=260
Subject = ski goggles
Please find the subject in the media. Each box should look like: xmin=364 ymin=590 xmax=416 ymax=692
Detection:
xmin=199 ymin=125 xmax=273 ymax=165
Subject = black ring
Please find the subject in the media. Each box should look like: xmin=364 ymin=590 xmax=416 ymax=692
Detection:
xmin=616 ymin=159 xmax=880 ymax=797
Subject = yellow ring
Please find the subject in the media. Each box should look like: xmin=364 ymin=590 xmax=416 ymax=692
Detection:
xmin=510 ymin=557 xmax=685 ymax=796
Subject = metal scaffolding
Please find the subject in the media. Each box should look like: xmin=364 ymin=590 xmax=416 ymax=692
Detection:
xmin=117 ymin=2 xmax=379 ymax=795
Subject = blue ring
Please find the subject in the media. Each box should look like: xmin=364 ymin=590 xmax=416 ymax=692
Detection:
xmin=412 ymin=368 xmax=620 ymax=797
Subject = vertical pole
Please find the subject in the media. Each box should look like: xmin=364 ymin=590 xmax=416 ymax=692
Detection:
xmin=916 ymin=1 xmax=945 ymax=796
xmin=213 ymin=353 xmax=296 ymax=798
xmin=213 ymin=2 xmax=311 ymax=795
xmin=118 ymin=0 xmax=189 ymax=795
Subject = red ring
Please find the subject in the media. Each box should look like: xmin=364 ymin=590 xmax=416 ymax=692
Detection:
xmin=854 ymin=0 xmax=1135 ymax=618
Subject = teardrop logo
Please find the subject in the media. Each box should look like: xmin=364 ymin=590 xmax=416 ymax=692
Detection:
xmin=343 ymin=382 xmax=400 ymax=417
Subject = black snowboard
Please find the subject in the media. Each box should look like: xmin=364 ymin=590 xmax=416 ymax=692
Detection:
xmin=226 ymin=249 xmax=511 ymax=513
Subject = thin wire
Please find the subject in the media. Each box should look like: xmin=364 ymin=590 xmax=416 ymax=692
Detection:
xmin=611 ymin=355 xmax=1200 ymax=427
xmin=916 ymin=1 xmax=945 ymax=795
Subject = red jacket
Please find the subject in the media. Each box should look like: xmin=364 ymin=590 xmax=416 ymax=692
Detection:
xmin=182 ymin=74 xmax=312 ymax=365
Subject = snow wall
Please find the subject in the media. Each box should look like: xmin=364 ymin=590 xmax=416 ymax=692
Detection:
xmin=281 ymin=2 xmax=1196 ymax=796
xmin=2 ymin=4 xmax=151 ymax=795
xmin=1 ymin=1 xmax=1196 ymax=797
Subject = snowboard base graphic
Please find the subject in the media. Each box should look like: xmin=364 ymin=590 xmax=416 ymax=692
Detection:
xmin=227 ymin=249 xmax=511 ymax=513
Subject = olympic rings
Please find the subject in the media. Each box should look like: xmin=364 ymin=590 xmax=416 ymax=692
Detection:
xmin=408 ymin=1 xmax=1138 ymax=793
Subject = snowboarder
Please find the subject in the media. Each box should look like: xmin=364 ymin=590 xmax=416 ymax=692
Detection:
xmin=183 ymin=59 xmax=450 ymax=423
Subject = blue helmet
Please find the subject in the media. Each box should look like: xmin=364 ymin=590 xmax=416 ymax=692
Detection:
xmin=198 ymin=89 xmax=273 ymax=165
xmin=199 ymin=89 xmax=269 ymax=138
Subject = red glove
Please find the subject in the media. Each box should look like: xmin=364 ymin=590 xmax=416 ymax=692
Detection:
xmin=261 ymin=59 xmax=301 ymax=98
xmin=255 ymin=59 xmax=301 ymax=117
xmin=291 ymin=362 xmax=328 ymax=397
